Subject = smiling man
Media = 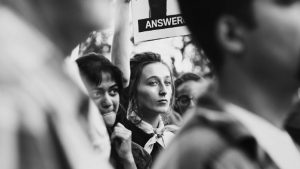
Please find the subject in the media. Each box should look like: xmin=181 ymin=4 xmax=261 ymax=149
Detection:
xmin=153 ymin=0 xmax=300 ymax=168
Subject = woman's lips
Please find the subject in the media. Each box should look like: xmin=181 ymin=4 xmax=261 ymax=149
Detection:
xmin=101 ymin=109 xmax=115 ymax=115
xmin=157 ymin=99 xmax=168 ymax=104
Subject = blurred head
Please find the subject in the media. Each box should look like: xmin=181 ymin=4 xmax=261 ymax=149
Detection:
xmin=76 ymin=53 xmax=123 ymax=127
xmin=178 ymin=0 xmax=254 ymax=74
xmin=179 ymin=0 xmax=300 ymax=88
xmin=2 ymin=0 xmax=114 ymax=54
xmin=128 ymin=52 xmax=175 ymax=120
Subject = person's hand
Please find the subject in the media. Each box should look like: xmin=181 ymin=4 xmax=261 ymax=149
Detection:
xmin=111 ymin=123 xmax=134 ymax=161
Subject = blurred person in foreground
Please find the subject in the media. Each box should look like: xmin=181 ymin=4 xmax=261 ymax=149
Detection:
xmin=285 ymin=90 xmax=300 ymax=146
xmin=153 ymin=0 xmax=300 ymax=169
xmin=0 ymin=0 xmax=115 ymax=168
xmin=285 ymin=99 xmax=300 ymax=146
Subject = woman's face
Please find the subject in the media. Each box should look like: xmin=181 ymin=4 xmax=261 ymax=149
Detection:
xmin=86 ymin=71 xmax=120 ymax=127
xmin=137 ymin=62 xmax=173 ymax=115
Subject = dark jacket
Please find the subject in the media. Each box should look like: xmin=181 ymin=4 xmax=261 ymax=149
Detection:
xmin=110 ymin=108 xmax=152 ymax=169
xmin=123 ymin=119 xmax=164 ymax=163
xmin=110 ymin=141 xmax=152 ymax=169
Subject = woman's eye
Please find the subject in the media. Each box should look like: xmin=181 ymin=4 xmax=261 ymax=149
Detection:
xmin=148 ymin=81 xmax=158 ymax=86
xmin=109 ymin=88 xmax=119 ymax=96
xmin=91 ymin=91 xmax=101 ymax=99
xmin=165 ymin=81 xmax=172 ymax=86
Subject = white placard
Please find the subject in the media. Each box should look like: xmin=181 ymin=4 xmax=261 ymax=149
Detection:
xmin=131 ymin=0 xmax=190 ymax=43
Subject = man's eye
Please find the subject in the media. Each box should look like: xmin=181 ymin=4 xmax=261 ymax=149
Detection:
xmin=176 ymin=95 xmax=192 ymax=106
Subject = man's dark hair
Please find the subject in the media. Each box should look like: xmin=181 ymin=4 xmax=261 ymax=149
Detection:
xmin=76 ymin=53 xmax=123 ymax=94
xmin=175 ymin=73 xmax=201 ymax=91
xmin=178 ymin=0 xmax=255 ymax=73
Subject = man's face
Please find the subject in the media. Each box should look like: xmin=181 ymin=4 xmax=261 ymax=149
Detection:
xmin=243 ymin=0 xmax=300 ymax=86
xmin=175 ymin=80 xmax=209 ymax=115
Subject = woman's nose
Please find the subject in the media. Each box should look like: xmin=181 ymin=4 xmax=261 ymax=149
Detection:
xmin=159 ymin=84 xmax=167 ymax=96
xmin=101 ymin=93 xmax=113 ymax=108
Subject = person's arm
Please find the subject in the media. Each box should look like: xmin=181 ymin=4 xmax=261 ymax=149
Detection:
xmin=121 ymin=155 xmax=136 ymax=169
xmin=111 ymin=123 xmax=137 ymax=169
xmin=111 ymin=0 xmax=131 ymax=88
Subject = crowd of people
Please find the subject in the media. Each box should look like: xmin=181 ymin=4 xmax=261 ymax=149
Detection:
xmin=2 ymin=0 xmax=300 ymax=169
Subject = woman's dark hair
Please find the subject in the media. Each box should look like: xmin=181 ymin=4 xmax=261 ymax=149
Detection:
xmin=76 ymin=53 xmax=124 ymax=95
xmin=127 ymin=52 xmax=175 ymax=122
xmin=76 ymin=53 xmax=127 ymax=129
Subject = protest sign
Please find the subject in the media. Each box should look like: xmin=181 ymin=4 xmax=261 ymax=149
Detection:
xmin=131 ymin=0 xmax=190 ymax=43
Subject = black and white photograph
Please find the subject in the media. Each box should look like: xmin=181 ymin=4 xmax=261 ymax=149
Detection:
xmin=1 ymin=0 xmax=300 ymax=169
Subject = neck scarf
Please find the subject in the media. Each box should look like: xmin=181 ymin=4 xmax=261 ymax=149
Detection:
xmin=128 ymin=110 xmax=178 ymax=154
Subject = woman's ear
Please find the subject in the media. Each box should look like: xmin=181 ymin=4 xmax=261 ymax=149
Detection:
xmin=216 ymin=15 xmax=246 ymax=55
